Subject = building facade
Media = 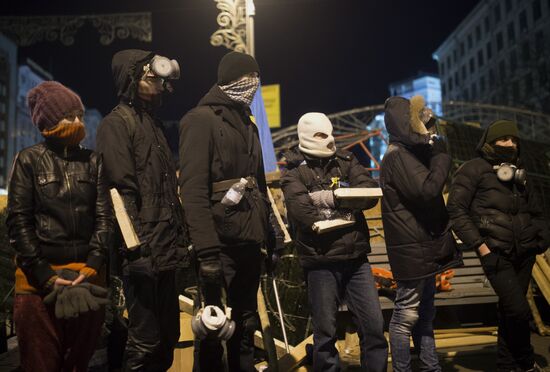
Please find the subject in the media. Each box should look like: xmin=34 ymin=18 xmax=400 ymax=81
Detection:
xmin=15 ymin=61 xmax=53 ymax=155
xmin=0 ymin=33 xmax=17 ymax=188
xmin=433 ymin=0 xmax=550 ymax=113
xmin=388 ymin=73 xmax=443 ymax=115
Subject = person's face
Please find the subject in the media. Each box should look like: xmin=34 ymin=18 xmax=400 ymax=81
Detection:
xmin=231 ymin=72 xmax=259 ymax=84
xmin=138 ymin=71 xmax=165 ymax=101
xmin=494 ymin=136 xmax=518 ymax=149
xmin=58 ymin=110 xmax=84 ymax=126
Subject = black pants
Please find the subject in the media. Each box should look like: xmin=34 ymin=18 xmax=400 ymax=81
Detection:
xmin=479 ymin=252 xmax=535 ymax=371
xmin=194 ymin=244 xmax=262 ymax=372
xmin=122 ymin=260 xmax=180 ymax=372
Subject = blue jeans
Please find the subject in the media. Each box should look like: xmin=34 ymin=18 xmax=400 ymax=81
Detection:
xmin=307 ymin=260 xmax=388 ymax=372
xmin=389 ymin=277 xmax=440 ymax=372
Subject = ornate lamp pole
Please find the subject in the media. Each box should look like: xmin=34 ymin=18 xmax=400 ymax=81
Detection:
xmin=210 ymin=0 xmax=255 ymax=56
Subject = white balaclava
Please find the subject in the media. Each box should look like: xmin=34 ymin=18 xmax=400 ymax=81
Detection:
xmin=297 ymin=112 xmax=336 ymax=158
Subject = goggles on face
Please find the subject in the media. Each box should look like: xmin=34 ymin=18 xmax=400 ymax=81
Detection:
xmin=143 ymin=55 xmax=180 ymax=80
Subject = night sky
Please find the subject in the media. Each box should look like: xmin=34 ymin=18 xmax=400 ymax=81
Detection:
xmin=4 ymin=0 xmax=480 ymax=125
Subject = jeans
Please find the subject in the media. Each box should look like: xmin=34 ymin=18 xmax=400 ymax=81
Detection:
xmin=480 ymin=252 xmax=535 ymax=371
xmin=123 ymin=266 xmax=180 ymax=372
xmin=389 ymin=277 xmax=440 ymax=372
xmin=307 ymin=259 xmax=388 ymax=372
xmin=194 ymin=244 xmax=262 ymax=372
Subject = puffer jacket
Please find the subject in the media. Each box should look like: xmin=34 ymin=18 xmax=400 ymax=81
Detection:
xmin=96 ymin=49 xmax=186 ymax=272
xmin=281 ymin=148 xmax=378 ymax=269
xmin=380 ymin=96 xmax=462 ymax=280
xmin=179 ymin=85 xmax=273 ymax=258
xmin=447 ymin=127 xmax=550 ymax=257
xmin=6 ymin=140 xmax=112 ymax=288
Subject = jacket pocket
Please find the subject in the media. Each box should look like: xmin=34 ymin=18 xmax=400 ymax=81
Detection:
xmin=37 ymin=173 xmax=61 ymax=198
xmin=211 ymin=189 xmax=267 ymax=244
xmin=74 ymin=172 xmax=97 ymax=196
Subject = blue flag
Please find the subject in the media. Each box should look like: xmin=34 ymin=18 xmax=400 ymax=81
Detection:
xmin=250 ymin=84 xmax=278 ymax=173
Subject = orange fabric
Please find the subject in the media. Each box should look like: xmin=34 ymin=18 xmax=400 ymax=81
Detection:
xmin=15 ymin=263 xmax=101 ymax=294
xmin=79 ymin=266 xmax=97 ymax=278
xmin=41 ymin=121 xmax=85 ymax=146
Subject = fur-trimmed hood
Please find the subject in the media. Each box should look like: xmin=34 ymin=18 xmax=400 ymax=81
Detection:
xmin=384 ymin=96 xmax=430 ymax=147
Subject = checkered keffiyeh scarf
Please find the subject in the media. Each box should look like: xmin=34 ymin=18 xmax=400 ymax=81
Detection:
xmin=219 ymin=76 xmax=259 ymax=106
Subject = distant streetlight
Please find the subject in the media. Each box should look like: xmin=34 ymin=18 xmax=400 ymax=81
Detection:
xmin=210 ymin=0 xmax=255 ymax=57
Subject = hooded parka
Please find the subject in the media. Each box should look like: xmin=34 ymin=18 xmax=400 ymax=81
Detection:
xmin=380 ymin=97 xmax=462 ymax=280
xmin=96 ymin=49 xmax=186 ymax=272
xmin=447 ymin=127 xmax=550 ymax=256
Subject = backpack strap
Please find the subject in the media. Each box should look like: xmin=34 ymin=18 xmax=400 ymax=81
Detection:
xmin=112 ymin=103 xmax=138 ymax=141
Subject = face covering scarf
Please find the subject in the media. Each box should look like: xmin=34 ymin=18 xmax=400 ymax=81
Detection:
xmin=219 ymin=76 xmax=260 ymax=106
xmin=481 ymin=143 xmax=518 ymax=164
xmin=42 ymin=121 xmax=86 ymax=147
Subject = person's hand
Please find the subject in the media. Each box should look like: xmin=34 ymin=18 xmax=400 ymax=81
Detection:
xmin=198 ymin=254 xmax=223 ymax=306
xmin=309 ymin=190 xmax=335 ymax=209
xmin=477 ymin=243 xmax=491 ymax=257
xmin=72 ymin=274 xmax=86 ymax=286
xmin=430 ymin=135 xmax=447 ymax=155
xmin=54 ymin=277 xmax=73 ymax=289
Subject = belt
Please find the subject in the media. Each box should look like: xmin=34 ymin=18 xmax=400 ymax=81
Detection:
xmin=212 ymin=176 xmax=258 ymax=193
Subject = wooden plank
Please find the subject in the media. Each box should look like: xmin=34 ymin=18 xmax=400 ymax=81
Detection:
xmin=277 ymin=334 xmax=313 ymax=372
xmin=435 ymin=326 xmax=497 ymax=334
xmin=254 ymin=331 xmax=294 ymax=359
xmin=178 ymin=295 xmax=194 ymax=315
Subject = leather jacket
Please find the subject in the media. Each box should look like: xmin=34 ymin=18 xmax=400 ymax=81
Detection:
xmin=6 ymin=140 xmax=113 ymax=288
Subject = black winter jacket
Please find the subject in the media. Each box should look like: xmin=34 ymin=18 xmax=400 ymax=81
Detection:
xmin=179 ymin=85 xmax=271 ymax=258
xmin=281 ymin=148 xmax=378 ymax=269
xmin=96 ymin=49 xmax=186 ymax=272
xmin=380 ymin=97 xmax=462 ymax=280
xmin=447 ymin=128 xmax=550 ymax=257
xmin=6 ymin=141 xmax=112 ymax=288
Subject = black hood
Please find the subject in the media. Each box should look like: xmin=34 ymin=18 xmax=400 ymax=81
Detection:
xmin=384 ymin=96 xmax=430 ymax=147
xmin=112 ymin=49 xmax=155 ymax=102
xmin=476 ymin=124 xmax=521 ymax=164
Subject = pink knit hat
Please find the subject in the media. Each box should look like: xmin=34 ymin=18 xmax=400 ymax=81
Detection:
xmin=27 ymin=81 xmax=84 ymax=131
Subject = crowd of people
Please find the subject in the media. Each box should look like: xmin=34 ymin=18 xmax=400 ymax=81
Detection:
xmin=5 ymin=48 xmax=549 ymax=372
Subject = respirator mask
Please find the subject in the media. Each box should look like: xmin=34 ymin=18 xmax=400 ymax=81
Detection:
xmin=493 ymin=163 xmax=527 ymax=186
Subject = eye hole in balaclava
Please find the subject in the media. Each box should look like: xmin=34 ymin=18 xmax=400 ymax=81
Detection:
xmin=298 ymin=113 xmax=337 ymax=158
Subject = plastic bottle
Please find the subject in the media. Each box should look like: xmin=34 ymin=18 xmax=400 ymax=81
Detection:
xmin=221 ymin=178 xmax=248 ymax=206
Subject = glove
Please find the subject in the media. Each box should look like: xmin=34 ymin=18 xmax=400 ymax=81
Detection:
xmin=197 ymin=255 xmax=223 ymax=306
xmin=430 ymin=135 xmax=447 ymax=155
xmin=51 ymin=283 xmax=109 ymax=319
xmin=265 ymin=252 xmax=280 ymax=276
xmin=309 ymin=190 xmax=335 ymax=209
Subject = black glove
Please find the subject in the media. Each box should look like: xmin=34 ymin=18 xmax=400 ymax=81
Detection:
xmin=265 ymin=252 xmax=280 ymax=276
xmin=430 ymin=135 xmax=447 ymax=155
xmin=198 ymin=255 xmax=223 ymax=306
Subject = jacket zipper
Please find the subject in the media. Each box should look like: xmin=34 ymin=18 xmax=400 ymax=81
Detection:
xmin=64 ymin=146 xmax=77 ymax=262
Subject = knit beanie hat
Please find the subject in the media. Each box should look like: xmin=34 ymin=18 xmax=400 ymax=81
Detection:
xmin=298 ymin=113 xmax=336 ymax=158
xmin=217 ymin=51 xmax=260 ymax=85
xmin=485 ymin=119 xmax=519 ymax=144
xmin=27 ymin=81 xmax=84 ymax=131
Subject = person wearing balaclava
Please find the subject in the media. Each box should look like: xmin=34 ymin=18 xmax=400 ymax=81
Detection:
xmin=96 ymin=50 xmax=187 ymax=371
xmin=281 ymin=112 xmax=388 ymax=371
xmin=6 ymin=81 xmax=112 ymax=371
xmin=380 ymin=96 xmax=462 ymax=372
xmin=448 ymin=120 xmax=549 ymax=372
xmin=179 ymin=51 xmax=282 ymax=371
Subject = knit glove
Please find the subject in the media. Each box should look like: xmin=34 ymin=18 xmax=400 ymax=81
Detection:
xmin=308 ymin=190 xmax=336 ymax=209
xmin=45 ymin=283 xmax=109 ymax=319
